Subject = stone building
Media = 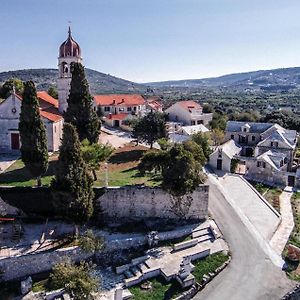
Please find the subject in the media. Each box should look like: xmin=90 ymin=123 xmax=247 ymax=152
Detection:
xmin=57 ymin=26 xmax=82 ymax=114
xmin=219 ymin=121 xmax=299 ymax=187
xmin=0 ymin=92 xmax=63 ymax=153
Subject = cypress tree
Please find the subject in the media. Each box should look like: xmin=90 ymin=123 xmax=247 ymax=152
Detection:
xmin=64 ymin=63 xmax=101 ymax=143
xmin=51 ymin=123 xmax=94 ymax=226
xmin=19 ymin=81 xmax=48 ymax=186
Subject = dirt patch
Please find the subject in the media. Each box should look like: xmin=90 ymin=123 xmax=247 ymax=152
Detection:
xmin=106 ymin=143 xmax=149 ymax=172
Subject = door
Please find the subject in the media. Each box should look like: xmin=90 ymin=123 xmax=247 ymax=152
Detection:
xmin=11 ymin=133 xmax=20 ymax=150
xmin=217 ymin=159 xmax=222 ymax=170
xmin=288 ymin=176 xmax=295 ymax=187
xmin=114 ymin=120 xmax=120 ymax=127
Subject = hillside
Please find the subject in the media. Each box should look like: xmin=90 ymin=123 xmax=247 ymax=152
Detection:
xmin=0 ymin=68 xmax=148 ymax=94
xmin=147 ymin=67 xmax=300 ymax=91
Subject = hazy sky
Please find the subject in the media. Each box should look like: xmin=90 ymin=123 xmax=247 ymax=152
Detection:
xmin=0 ymin=0 xmax=300 ymax=82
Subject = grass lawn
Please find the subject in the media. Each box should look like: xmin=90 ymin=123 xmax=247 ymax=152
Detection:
xmin=94 ymin=143 xmax=161 ymax=187
xmin=0 ymin=144 xmax=161 ymax=188
xmin=193 ymin=252 xmax=229 ymax=283
xmin=129 ymin=253 xmax=229 ymax=300
xmin=0 ymin=155 xmax=58 ymax=187
xmin=129 ymin=277 xmax=182 ymax=300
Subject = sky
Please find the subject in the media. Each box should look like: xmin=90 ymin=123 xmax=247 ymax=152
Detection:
xmin=0 ymin=0 xmax=300 ymax=82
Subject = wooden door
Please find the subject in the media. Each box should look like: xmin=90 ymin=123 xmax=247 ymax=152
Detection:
xmin=217 ymin=159 xmax=222 ymax=170
xmin=11 ymin=133 xmax=20 ymax=150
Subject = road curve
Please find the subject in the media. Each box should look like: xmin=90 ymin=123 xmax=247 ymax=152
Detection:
xmin=193 ymin=177 xmax=295 ymax=300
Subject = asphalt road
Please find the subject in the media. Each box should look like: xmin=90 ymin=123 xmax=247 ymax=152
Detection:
xmin=194 ymin=177 xmax=295 ymax=300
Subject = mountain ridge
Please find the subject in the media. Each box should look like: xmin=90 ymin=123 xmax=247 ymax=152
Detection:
xmin=145 ymin=66 xmax=300 ymax=91
xmin=0 ymin=68 xmax=148 ymax=94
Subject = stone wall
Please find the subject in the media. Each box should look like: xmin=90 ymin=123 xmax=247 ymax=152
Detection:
xmin=0 ymin=246 xmax=93 ymax=282
xmin=97 ymin=185 xmax=209 ymax=221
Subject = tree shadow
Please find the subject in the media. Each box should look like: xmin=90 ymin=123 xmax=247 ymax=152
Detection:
xmin=108 ymin=149 xmax=146 ymax=164
xmin=0 ymin=160 xmax=58 ymax=185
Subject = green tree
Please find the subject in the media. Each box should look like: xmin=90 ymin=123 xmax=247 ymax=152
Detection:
xmin=162 ymin=144 xmax=205 ymax=197
xmin=0 ymin=78 xmax=24 ymax=99
xmin=64 ymin=63 xmax=101 ymax=143
xmin=78 ymin=229 xmax=104 ymax=253
xmin=138 ymin=151 xmax=166 ymax=175
xmin=47 ymin=85 xmax=58 ymax=99
xmin=210 ymin=112 xmax=227 ymax=131
xmin=211 ymin=128 xmax=225 ymax=146
xmin=81 ymin=139 xmax=113 ymax=181
xmin=191 ymin=132 xmax=212 ymax=159
xmin=50 ymin=260 xmax=98 ymax=300
xmin=157 ymin=137 xmax=171 ymax=151
xmin=51 ymin=123 xmax=94 ymax=229
xmin=182 ymin=140 xmax=206 ymax=166
xmin=132 ymin=111 xmax=167 ymax=148
xmin=19 ymin=81 xmax=48 ymax=186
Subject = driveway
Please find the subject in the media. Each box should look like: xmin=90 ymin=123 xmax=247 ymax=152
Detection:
xmin=193 ymin=175 xmax=294 ymax=300
xmin=0 ymin=154 xmax=19 ymax=173
xmin=220 ymin=174 xmax=280 ymax=241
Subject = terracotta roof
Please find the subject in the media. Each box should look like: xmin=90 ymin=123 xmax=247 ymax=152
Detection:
xmin=37 ymin=91 xmax=59 ymax=108
xmin=177 ymin=101 xmax=202 ymax=111
xmin=147 ymin=98 xmax=163 ymax=110
xmin=94 ymin=94 xmax=145 ymax=106
xmin=40 ymin=107 xmax=63 ymax=122
xmin=109 ymin=113 xmax=129 ymax=121
xmin=13 ymin=92 xmax=62 ymax=123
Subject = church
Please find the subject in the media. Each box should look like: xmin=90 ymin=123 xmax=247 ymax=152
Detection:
xmin=0 ymin=27 xmax=82 ymax=153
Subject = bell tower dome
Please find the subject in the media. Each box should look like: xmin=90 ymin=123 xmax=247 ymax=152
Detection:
xmin=57 ymin=26 xmax=83 ymax=113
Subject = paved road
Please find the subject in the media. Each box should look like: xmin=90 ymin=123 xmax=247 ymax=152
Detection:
xmin=194 ymin=177 xmax=295 ymax=300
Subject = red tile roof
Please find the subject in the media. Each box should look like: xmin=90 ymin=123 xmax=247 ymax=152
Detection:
xmin=147 ymin=98 xmax=163 ymax=111
xmin=37 ymin=91 xmax=59 ymax=108
xmin=177 ymin=100 xmax=202 ymax=111
xmin=40 ymin=107 xmax=63 ymax=122
xmin=14 ymin=92 xmax=62 ymax=123
xmin=94 ymin=94 xmax=145 ymax=106
xmin=109 ymin=113 xmax=129 ymax=121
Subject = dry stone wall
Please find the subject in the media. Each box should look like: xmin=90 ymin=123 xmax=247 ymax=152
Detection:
xmin=97 ymin=185 xmax=209 ymax=221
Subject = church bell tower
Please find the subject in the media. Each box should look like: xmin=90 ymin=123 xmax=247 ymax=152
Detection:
xmin=57 ymin=26 xmax=82 ymax=113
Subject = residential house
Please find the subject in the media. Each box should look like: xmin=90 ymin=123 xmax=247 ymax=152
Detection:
xmin=145 ymin=97 xmax=163 ymax=113
xmin=222 ymin=121 xmax=298 ymax=187
xmin=94 ymin=94 xmax=146 ymax=128
xmin=165 ymin=101 xmax=213 ymax=126
xmin=209 ymin=140 xmax=242 ymax=172
xmin=0 ymin=92 xmax=63 ymax=153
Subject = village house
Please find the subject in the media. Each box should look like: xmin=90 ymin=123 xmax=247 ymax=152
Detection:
xmin=165 ymin=100 xmax=213 ymax=126
xmin=209 ymin=139 xmax=242 ymax=172
xmin=94 ymin=94 xmax=146 ymax=129
xmin=211 ymin=120 xmax=299 ymax=187
xmin=0 ymin=91 xmax=63 ymax=153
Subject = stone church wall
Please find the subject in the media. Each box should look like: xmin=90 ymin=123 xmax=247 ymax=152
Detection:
xmin=97 ymin=185 xmax=209 ymax=221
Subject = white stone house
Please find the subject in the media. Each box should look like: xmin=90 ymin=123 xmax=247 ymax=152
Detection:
xmin=94 ymin=94 xmax=146 ymax=128
xmin=209 ymin=140 xmax=242 ymax=172
xmin=223 ymin=121 xmax=298 ymax=187
xmin=0 ymin=92 xmax=63 ymax=153
xmin=165 ymin=101 xmax=213 ymax=126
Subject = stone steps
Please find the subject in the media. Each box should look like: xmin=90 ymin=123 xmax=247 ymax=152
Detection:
xmin=192 ymin=228 xmax=211 ymax=239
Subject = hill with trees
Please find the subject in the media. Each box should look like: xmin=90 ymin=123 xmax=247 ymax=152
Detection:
xmin=0 ymin=68 xmax=148 ymax=94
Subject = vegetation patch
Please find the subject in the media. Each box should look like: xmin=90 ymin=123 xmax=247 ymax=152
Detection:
xmin=129 ymin=253 xmax=229 ymax=300
xmin=251 ymin=182 xmax=281 ymax=212
xmin=129 ymin=277 xmax=182 ymax=300
xmin=192 ymin=252 xmax=229 ymax=283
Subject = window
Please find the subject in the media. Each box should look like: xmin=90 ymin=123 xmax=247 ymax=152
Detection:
xmin=191 ymin=121 xmax=196 ymax=125
xmin=127 ymin=107 xmax=132 ymax=112
xmin=104 ymin=106 xmax=110 ymax=112
xmin=252 ymin=136 xmax=255 ymax=141
xmin=262 ymin=162 xmax=266 ymax=168
xmin=231 ymin=135 xmax=234 ymax=139
xmin=284 ymin=157 xmax=288 ymax=164
xmin=119 ymin=107 xmax=124 ymax=112
xmin=257 ymin=161 xmax=261 ymax=167
xmin=54 ymin=126 xmax=56 ymax=133
xmin=197 ymin=120 xmax=203 ymax=124
xmin=243 ymin=128 xmax=247 ymax=132
xmin=271 ymin=141 xmax=278 ymax=147
xmin=133 ymin=107 xmax=137 ymax=111
xmin=280 ymin=160 xmax=283 ymax=167
xmin=257 ymin=161 xmax=266 ymax=168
